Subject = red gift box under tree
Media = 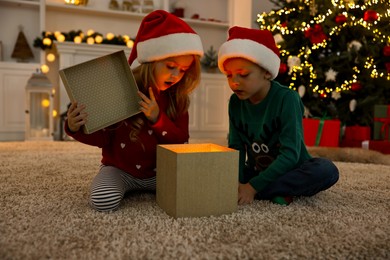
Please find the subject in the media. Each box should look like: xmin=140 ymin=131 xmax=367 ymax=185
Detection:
xmin=303 ymin=118 xmax=341 ymax=147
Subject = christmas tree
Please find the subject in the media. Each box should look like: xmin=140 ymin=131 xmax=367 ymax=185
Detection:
xmin=257 ymin=0 xmax=390 ymax=126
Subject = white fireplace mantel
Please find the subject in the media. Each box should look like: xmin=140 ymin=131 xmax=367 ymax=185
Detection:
xmin=55 ymin=42 xmax=132 ymax=113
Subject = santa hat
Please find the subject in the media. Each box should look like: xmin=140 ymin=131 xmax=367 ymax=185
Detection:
xmin=218 ymin=26 xmax=281 ymax=79
xmin=128 ymin=10 xmax=203 ymax=66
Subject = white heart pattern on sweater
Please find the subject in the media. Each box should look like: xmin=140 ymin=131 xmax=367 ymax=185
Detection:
xmin=162 ymin=131 xmax=167 ymax=136
xmin=120 ymin=143 xmax=125 ymax=148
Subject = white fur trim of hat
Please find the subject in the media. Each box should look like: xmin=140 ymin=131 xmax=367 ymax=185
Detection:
xmin=137 ymin=32 xmax=203 ymax=63
xmin=218 ymin=26 xmax=281 ymax=79
xmin=128 ymin=10 xmax=204 ymax=66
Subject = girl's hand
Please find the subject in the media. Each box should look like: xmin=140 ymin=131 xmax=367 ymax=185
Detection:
xmin=238 ymin=183 xmax=257 ymax=205
xmin=138 ymin=87 xmax=160 ymax=124
xmin=67 ymin=101 xmax=88 ymax=132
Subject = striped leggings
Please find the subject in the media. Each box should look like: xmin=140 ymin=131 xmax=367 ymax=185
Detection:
xmin=89 ymin=165 xmax=156 ymax=212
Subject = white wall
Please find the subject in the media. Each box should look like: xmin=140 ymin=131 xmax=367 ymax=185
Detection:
xmin=251 ymin=1 xmax=277 ymax=28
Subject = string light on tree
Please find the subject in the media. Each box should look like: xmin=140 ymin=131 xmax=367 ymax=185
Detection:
xmin=257 ymin=0 xmax=389 ymax=126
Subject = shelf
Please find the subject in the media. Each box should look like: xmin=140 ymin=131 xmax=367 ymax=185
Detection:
xmin=0 ymin=0 xmax=39 ymax=9
xmin=45 ymin=2 xmax=229 ymax=29
xmin=46 ymin=2 xmax=146 ymax=19
xmin=184 ymin=18 xmax=229 ymax=29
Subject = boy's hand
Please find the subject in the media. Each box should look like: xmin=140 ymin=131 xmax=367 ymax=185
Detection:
xmin=67 ymin=101 xmax=88 ymax=132
xmin=238 ymin=183 xmax=257 ymax=205
xmin=138 ymin=87 xmax=160 ymax=124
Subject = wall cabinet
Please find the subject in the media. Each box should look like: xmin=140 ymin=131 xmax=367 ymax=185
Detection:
xmin=0 ymin=62 xmax=40 ymax=141
xmin=189 ymin=73 xmax=232 ymax=141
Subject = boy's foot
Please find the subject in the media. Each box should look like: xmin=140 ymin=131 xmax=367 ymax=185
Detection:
xmin=271 ymin=196 xmax=293 ymax=206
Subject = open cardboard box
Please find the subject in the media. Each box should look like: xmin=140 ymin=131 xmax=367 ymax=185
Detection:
xmin=156 ymin=143 xmax=239 ymax=218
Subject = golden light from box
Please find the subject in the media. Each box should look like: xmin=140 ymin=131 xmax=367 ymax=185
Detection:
xmin=166 ymin=143 xmax=233 ymax=153
xmin=157 ymin=143 xmax=239 ymax=218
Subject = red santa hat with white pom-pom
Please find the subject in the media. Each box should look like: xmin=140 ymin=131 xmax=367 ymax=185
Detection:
xmin=128 ymin=10 xmax=204 ymax=67
xmin=218 ymin=26 xmax=281 ymax=79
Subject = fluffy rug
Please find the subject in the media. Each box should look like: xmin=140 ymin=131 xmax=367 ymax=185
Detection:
xmin=0 ymin=141 xmax=389 ymax=259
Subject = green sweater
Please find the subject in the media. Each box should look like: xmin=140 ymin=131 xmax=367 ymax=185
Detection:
xmin=228 ymin=80 xmax=312 ymax=192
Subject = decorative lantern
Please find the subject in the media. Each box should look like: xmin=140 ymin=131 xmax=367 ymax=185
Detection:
xmin=25 ymin=70 xmax=54 ymax=141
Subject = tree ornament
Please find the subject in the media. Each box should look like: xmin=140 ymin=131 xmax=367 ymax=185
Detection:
xmin=335 ymin=14 xmax=347 ymax=24
xmin=273 ymin=33 xmax=284 ymax=44
xmin=309 ymin=0 xmax=318 ymax=16
xmin=287 ymin=56 xmax=301 ymax=74
xmin=348 ymin=40 xmax=362 ymax=51
xmin=304 ymin=24 xmax=327 ymax=44
xmin=325 ymin=68 xmax=338 ymax=82
xmin=279 ymin=63 xmax=288 ymax=75
xmin=385 ymin=62 xmax=390 ymax=73
xmin=349 ymin=99 xmax=357 ymax=112
xmin=351 ymin=82 xmax=362 ymax=91
xmin=363 ymin=10 xmax=378 ymax=22
xmin=331 ymin=91 xmax=341 ymax=100
xmin=298 ymin=85 xmax=306 ymax=98
xmin=344 ymin=0 xmax=355 ymax=9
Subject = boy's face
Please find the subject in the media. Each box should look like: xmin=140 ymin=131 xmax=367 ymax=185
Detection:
xmin=153 ymin=55 xmax=194 ymax=91
xmin=223 ymin=58 xmax=271 ymax=104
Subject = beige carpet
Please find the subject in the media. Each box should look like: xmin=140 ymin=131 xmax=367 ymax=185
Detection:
xmin=0 ymin=141 xmax=389 ymax=259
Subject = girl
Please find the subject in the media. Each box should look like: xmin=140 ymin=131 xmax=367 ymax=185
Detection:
xmin=65 ymin=10 xmax=203 ymax=211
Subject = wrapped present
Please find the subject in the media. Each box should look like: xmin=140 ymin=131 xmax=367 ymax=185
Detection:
xmin=303 ymin=118 xmax=341 ymax=147
xmin=344 ymin=125 xmax=371 ymax=141
xmin=340 ymin=139 xmax=364 ymax=148
xmin=362 ymin=140 xmax=390 ymax=154
xmin=341 ymin=125 xmax=370 ymax=147
xmin=373 ymin=105 xmax=390 ymax=140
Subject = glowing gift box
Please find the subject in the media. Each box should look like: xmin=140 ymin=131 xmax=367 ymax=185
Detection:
xmin=156 ymin=143 xmax=239 ymax=218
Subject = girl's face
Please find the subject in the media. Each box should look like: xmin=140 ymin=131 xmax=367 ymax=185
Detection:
xmin=223 ymin=58 xmax=272 ymax=104
xmin=153 ymin=55 xmax=194 ymax=91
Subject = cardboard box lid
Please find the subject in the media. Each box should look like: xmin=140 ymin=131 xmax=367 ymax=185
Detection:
xmin=59 ymin=50 xmax=141 ymax=134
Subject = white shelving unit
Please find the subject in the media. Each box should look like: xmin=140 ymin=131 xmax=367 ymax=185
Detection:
xmin=0 ymin=0 xmax=252 ymax=141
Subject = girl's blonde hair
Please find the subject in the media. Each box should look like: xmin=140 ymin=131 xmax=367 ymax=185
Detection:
xmin=128 ymin=55 xmax=201 ymax=144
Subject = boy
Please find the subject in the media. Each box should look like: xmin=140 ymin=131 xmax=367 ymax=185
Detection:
xmin=218 ymin=26 xmax=339 ymax=205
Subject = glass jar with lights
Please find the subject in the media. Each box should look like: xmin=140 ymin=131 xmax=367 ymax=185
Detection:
xmin=25 ymin=69 xmax=54 ymax=141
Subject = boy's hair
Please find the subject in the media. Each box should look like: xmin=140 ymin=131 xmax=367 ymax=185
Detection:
xmin=218 ymin=26 xmax=280 ymax=79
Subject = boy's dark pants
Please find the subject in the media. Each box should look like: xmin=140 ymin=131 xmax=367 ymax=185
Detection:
xmin=244 ymin=157 xmax=339 ymax=200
